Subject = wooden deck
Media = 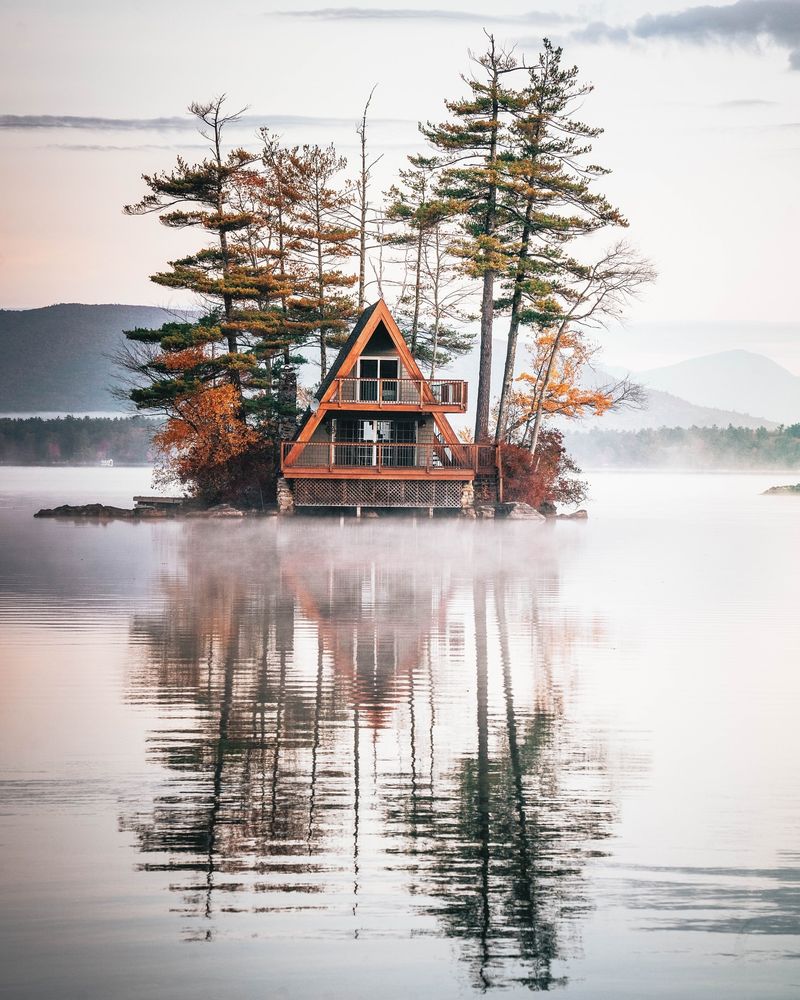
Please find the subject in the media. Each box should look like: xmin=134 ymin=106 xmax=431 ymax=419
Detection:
xmin=281 ymin=441 xmax=497 ymax=479
xmin=326 ymin=377 xmax=467 ymax=413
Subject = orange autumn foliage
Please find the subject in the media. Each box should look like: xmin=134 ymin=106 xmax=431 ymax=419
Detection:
xmin=513 ymin=329 xmax=614 ymax=423
xmin=158 ymin=346 xmax=206 ymax=372
xmin=152 ymin=384 xmax=263 ymax=499
xmin=500 ymin=433 xmax=587 ymax=509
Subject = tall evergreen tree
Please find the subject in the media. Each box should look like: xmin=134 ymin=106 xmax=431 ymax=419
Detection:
xmin=123 ymin=99 xmax=306 ymax=423
xmin=293 ymin=144 xmax=358 ymax=379
xmin=385 ymin=155 xmax=443 ymax=356
xmin=494 ymin=40 xmax=627 ymax=443
xmin=121 ymin=99 xmax=314 ymax=500
xmin=385 ymin=155 xmax=474 ymax=375
xmin=421 ymin=34 xmax=521 ymax=441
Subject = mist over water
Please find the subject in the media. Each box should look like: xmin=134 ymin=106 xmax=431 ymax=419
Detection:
xmin=1 ymin=468 xmax=799 ymax=998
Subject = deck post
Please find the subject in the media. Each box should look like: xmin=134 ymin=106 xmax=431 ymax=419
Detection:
xmin=355 ymin=505 xmax=361 ymax=519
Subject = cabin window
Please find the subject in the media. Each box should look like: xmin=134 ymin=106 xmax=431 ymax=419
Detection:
xmin=357 ymin=357 xmax=400 ymax=402
xmin=333 ymin=418 xmax=417 ymax=467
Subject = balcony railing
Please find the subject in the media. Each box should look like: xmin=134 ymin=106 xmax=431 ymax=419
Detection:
xmin=328 ymin=377 xmax=467 ymax=411
xmin=282 ymin=440 xmax=497 ymax=475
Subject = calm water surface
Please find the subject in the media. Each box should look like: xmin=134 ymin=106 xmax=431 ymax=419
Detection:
xmin=1 ymin=467 xmax=798 ymax=999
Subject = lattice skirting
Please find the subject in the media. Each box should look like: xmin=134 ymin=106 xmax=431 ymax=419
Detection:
xmin=292 ymin=478 xmax=466 ymax=508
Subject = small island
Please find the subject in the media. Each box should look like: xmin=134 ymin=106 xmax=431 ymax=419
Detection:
xmin=763 ymin=483 xmax=800 ymax=495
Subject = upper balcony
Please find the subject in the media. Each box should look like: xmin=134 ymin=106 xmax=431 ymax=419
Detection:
xmin=326 ymin=377 xmax=467 ymax=413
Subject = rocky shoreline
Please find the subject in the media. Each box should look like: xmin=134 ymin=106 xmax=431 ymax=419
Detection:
xmin=34 ymin=502 xmax=275 ymax=520
xmin=34 ymin=499 xmax=588 ymax=521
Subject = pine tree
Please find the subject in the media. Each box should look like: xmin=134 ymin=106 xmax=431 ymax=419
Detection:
xmin=385 ymin=155 xmax=443 ymax=356
xmin=385 ymin=156 xmax=475 ymax=375
xmin=121 ymin=99 xmax=314 ymax=499
xmin=421 ymin=34 xmax=522 ymax=441
xmin=292 ymin=144 xmax=358 ymax=379
xmin=494 ymin=40 xmax=627 ymax=444
xmin=123 ymin=99 xmax=306 ymax=423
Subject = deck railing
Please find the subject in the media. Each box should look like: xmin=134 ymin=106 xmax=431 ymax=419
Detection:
xmin=329 ymin=377 xmax=467 ymax=410
xmin=282 ymin=440 xmax=497 ymax=475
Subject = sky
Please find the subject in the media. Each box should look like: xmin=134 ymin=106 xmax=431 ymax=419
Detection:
xmin=1 ymin=0 xmax=799 ymax=369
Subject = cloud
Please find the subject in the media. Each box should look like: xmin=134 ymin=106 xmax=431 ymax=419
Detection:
xmin=570 ymin=1 xmax=800 ymax=70
xmin=714 ymin=98 xmax=778 ymax=106
xmin=0 ymin=113 xmax=412 ymax=131
xmin=270 ymin=7 xmax=576 ymax=23
xmin=0 ymin=114 xmax=196 ymax=131
xmin=45 ymin=143 xmax=211 ymax=152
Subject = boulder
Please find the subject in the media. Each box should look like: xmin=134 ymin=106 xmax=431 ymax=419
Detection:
xmin=537 ymin=501 xmax=557 ymax=518
xmin=184 ymin=504 xmax=244 ymax=518
xmin=497 ymin=502 xmax=545 ymax=521
xmin=475 ymin=504 xmax=496 ymax=519
xmin=557 ymin=509 xmax=589 ymax=520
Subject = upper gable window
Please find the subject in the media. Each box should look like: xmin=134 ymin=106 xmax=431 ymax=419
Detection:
xmin=357 ymin=357 xmax=399 ymax=401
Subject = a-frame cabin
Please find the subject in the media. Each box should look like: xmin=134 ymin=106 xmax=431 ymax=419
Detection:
xmin=279 ymin=300 xmax=498 ymax=512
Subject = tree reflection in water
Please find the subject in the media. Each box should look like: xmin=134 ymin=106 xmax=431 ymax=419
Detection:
xmin=120 ymin=520 xmax=617 ymax=987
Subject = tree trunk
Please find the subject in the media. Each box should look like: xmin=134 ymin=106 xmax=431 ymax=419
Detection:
xmin=411 ymin=226 xmax=423 ymax=355
xmin=316 ymin=199 xmax=327 ymax=379
xmin=474 ymin=45 xmax=500 ymax=444
xmin=474 ymin=271 xmax=495 ymax=442
xmin=357 ymin=99 xmax=370 ymax=310
xmin=495 ymin=199 xmax=533 ymax=444
xmin=529 ymin=321 xmax=567 ymax=456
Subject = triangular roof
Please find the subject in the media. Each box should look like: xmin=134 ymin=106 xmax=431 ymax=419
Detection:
xmin=292 ymin=299 xmax=461 ymax=446
xmin=313 ymin=300 xmax=381 ymax=404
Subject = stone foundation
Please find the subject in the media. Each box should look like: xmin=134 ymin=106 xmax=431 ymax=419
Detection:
xmin=473 ymin=474 xmax=499 ymax=505
xmin=276 ymin=477 xmax=295 ymax=515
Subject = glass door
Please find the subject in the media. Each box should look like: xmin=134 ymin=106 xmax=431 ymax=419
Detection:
xmin=334 ymin=418 xmax=416 ymax=467
xmin=378 ymin=358 xmax=398 ymax=402
xmin=358 ymin=358 xmax=400 ymax=402
xmin=358 ymin=359 xmax=378 ymax=402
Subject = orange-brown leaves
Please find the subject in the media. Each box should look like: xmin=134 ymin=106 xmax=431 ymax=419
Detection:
xmin=158 ymin=346 xmax=206 ymax=372
xmin=515 ymin=328 xmax=614 ymax=422
xmin=152 ymin=384 xmax=260 ymax=494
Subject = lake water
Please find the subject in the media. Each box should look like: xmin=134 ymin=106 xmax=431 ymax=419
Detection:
xmin=1 ymin=467 xmax=798 ymax=999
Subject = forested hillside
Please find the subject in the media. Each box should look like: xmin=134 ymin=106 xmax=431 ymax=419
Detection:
xmin=566 ymin=424 xmax=800 ymax=469
xmin=0 ymin=416 xmax=157 ymax=464
xmin=0 ymin=304 xmax=192 ymax=411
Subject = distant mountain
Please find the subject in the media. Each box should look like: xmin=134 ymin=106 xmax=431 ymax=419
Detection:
xmin=446 ymin=340 xmax=778 ymax=433
xmin=0 ymin=303 xmax=193 ymax=412
xmin=637 ymin=350 xmax=800 ymax=426
xmin=590 ymin=386 xmax=776 ymax=431
xmin=569 ymin=363 xmax=776 ymax=431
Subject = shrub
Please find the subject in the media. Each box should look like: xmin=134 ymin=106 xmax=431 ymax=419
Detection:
xmin=500 ymin=430 xmax=587 ymax=509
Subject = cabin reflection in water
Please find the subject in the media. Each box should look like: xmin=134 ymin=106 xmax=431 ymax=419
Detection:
xmin=121 ymin=523 xmax=617 ymax=989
